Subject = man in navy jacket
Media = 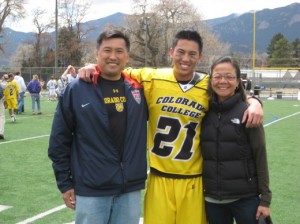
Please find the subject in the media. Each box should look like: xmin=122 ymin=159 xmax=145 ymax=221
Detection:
xmin=48 ymin=30 xmax=148 ymax=224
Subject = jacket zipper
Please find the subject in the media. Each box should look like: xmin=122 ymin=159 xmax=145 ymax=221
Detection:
xmin=119 ymin=145 xmax=126 ymax=193
xmin=216 ymin=112 xmax=221 ymax=200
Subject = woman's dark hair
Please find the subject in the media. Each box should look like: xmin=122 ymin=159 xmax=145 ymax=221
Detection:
xmin=96 ymin=29 xmax=130 ymax=51
xmin=172 ymin=30 xmax=203 ymax=54
xmin=210 ymin=56 xmax=241 ymax=79
xmin=208 ymin=56 xmax=247 ymax=102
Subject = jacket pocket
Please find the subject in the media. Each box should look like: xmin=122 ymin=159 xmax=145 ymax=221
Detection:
xmin=81 ymin=159 xmax=122 ymax=189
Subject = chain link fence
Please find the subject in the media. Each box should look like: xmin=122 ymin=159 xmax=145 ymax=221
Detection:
xmin=0 ymin=67 xmax=76 ymax=84
xmin=241 ymin=69 xmax=300 ymax=100
xmin=1 ymin=67 xmax=300 ymax=99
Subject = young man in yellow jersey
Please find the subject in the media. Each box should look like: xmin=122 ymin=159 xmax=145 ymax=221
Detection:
xmin=4 ymin=73 xmax=20 ymax=122
xmin=78 ymin=30 xmax=263 ymax=224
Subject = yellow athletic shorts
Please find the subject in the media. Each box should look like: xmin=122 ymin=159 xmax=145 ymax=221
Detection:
xmin=6 ymin=98 xmax=18 ymax=110
xmin=144 ymin=173 xmax=207 ymax=224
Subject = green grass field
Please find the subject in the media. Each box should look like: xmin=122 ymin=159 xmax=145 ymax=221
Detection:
xmin=0 ymin=96 xmax=300 ymax=223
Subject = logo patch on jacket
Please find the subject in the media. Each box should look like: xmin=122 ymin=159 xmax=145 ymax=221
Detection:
xmin=131 ymin=90 xmax=141 ymax=104
xmin=231 ymin=118 xmax=240 ymax=124
xmin=115 ymin=103 xmax=124 ymax=112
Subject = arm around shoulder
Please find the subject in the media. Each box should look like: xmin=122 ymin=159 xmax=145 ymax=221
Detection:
xmin=242 ymin=96 xmax=264 ymax=128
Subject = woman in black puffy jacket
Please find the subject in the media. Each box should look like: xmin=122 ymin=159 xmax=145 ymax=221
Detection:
xmin=200 ymin=56 xmax=271 ymax=224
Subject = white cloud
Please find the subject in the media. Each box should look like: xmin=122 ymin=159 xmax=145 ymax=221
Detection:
xmin=192 ymin=0 xmax=300 ymax=19
xmin=6 ymin=0 xmax=300 ymax=32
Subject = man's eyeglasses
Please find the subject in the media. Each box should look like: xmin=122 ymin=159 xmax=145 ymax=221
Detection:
xmin=212 ymin=74 xmax=237 ymax=81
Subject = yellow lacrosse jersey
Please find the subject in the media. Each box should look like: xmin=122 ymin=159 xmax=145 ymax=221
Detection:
xmin=125 ymin=68 xmax=209 ymax=177
xmin=4 ymin=80 xmax=19 ymax=100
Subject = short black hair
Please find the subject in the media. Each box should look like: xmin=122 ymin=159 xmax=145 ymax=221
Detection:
xmin=172 ymin=30 xmax=203 ymax=54
xmin=96 ymin=29 xmax=130 ymax=51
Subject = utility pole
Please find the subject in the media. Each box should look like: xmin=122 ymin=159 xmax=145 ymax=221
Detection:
xmin=144 ymin=17 xmax=150 ymax=66
xmin=252 ymin=11 xmax=256 ymax=69
xmin=55 ymin=0 xmax=58 ymax=75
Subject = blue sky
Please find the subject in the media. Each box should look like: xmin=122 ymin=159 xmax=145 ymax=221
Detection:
xmin=6 ymin=0 xmax=300 ymax=32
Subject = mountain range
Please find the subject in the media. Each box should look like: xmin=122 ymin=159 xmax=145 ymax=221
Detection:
xmin=206 ymin=2 xmax=300 ymax=53
xmin=1 ymin=2 xmax=299 ymax=67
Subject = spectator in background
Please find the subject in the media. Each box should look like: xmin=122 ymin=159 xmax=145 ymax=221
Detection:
xmin=46 ymin=76 xmax=57 ymax=101
xmin=14 ymin=71 xmax=27 ymax=114
xmin=40 ymin=79 xmax=45 ymax=93
xmin=4 ymin=73 xmax=19 ymax=122
xmin=55 ymin=77 xmax=64 ymax=99
xmin=27 ymin=74 xmax=42 ymax=115
xmin=61 ymin=65 xmax=78 ymax=86
xmin=0 ymin=74 xmax=8 ymax=139
xmin=241 ymin=74 xmax=252 ymax=96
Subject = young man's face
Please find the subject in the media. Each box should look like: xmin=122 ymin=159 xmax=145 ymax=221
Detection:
xmin=170 ymin=39 xmax=202 ymax=81
xmin=96 ymin=38 xmax=129 ymax=80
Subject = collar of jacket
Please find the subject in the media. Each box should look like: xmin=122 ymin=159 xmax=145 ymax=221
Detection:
xmin=92 ymin=65 xmax=142 ymax=89
xmin=210 ymin=93 xmax=242 ymax=113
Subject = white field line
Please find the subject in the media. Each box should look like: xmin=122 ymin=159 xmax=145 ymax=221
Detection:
xmin=13 ymin=111 xmax=300 ymax=224
xmin=5 ymin=113 xmax=54 ymax=122
xmin=15 ymin=205 xmax=66 ymax=224
xmin=15 ymin=203 xmax=143 ymax=224
xmin=263 ymin=111 xmax=300 ymax=127
xmin=0 ymin=135 xmax=49 ymax=145
xmin=0 ymin=205 xmax=12 ymax=212
xmin=62 ymin=217 xmax=144 ymax=224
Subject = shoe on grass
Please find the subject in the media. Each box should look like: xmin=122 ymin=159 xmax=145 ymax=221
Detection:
xmin=11 ymin=116 xmax=16 ymax=123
